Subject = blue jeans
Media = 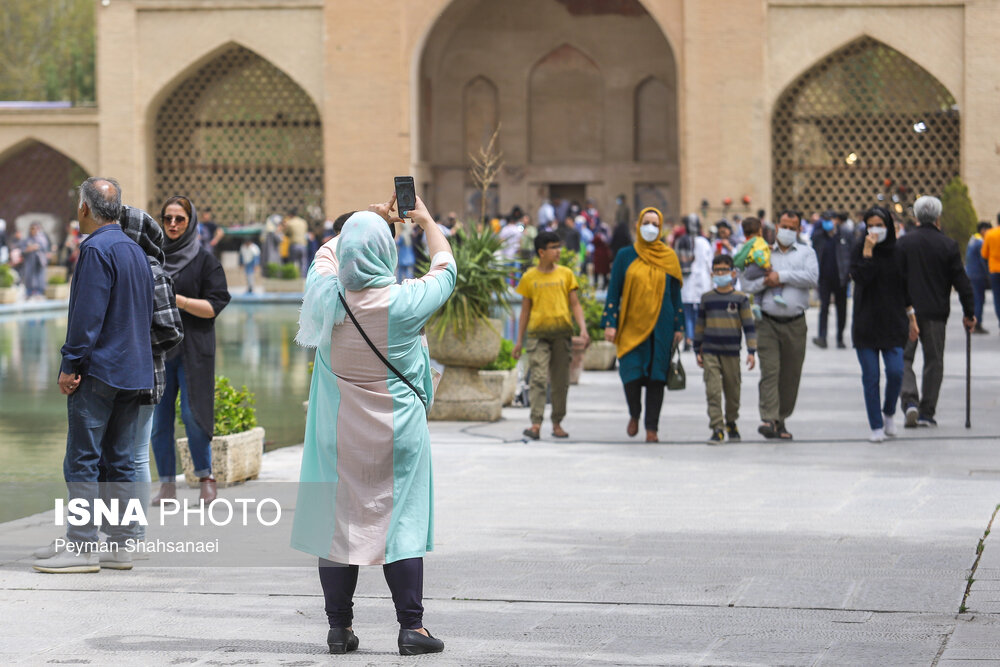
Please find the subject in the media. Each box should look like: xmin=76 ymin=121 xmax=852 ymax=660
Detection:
xmin=683 ymin=303 xmax=698 ymax=342
xmin=151 ymin=356 xmax=212 ymax=481
xmin=856 ymin=347 xmax=903 ymax=430
xmin=64 ymin=376 xmax=142 ymax=545
xmin=991 ymin=273 xmax=1000 ymax=328
xmin=971 ymin=276 xmax=987 ymax=326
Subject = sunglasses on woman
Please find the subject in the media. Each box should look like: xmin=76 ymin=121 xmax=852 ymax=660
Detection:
xmin=162 ymin=215 xmax=188 ymax=225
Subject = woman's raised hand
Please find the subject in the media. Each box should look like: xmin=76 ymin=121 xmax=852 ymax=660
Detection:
xmin=369 ymin=195 xmax=403 ymax=224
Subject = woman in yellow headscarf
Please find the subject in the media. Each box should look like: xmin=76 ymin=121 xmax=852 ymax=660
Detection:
xmin=600 ymin=207 xmax=684 ymax=442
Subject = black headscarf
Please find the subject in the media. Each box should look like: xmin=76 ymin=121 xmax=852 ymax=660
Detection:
xmin=161 ymin=196 xmax=201 ymax=277
xmin=860 ymin=206 xmax=896 ymax=257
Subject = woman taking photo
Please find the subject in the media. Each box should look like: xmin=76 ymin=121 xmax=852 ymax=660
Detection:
xmin=292 ymin=194 xmax=455 ymax=656
xmin=151 ymin=196 xmax=230 ymax=503
xmin=601 ymin=207 xmax=685 ymax=442
xmin=850 ymin=206 xmax=918 ymax=442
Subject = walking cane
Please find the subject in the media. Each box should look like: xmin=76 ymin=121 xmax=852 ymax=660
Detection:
xmin=965 ymin=326 xmax=972 ymax=429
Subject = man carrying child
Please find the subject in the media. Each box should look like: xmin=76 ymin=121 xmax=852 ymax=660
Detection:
xmin=695 ymin=255 xmax=757 ymax=444
xmin=513 ymin=231 xmax=589 ymax=440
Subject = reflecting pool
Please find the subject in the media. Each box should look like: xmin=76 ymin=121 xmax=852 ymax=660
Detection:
xmin=0 ymin=303 xmax=313 ymax=493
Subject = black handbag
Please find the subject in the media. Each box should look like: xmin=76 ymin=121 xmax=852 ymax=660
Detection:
xmin=666 ymin=341 xmax=686 ymax=391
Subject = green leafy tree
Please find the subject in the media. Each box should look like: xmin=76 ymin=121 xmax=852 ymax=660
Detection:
xmin=939 ymin=176 xmax=978 ymax=255
xmin=0 ymin=0 xmax=95 ymax=103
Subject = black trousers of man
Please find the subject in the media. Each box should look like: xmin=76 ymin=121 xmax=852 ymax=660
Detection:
xmin=817 ymin=277 xmax=848 ymax=344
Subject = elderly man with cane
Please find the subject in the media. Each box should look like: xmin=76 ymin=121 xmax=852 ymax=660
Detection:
xmin=896 ymin=196 xmax=976 ymax=428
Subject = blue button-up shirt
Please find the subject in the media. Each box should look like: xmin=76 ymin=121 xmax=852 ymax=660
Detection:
xmin=60 ymin=224 xmax=155 ymax=390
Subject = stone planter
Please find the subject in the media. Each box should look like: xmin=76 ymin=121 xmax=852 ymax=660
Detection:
xmin=583 ymin=340 xmax=617 ymax=371
xmin=0 ymin=286 xmax=19 ymax=304
xmin=479 ymin=367 xmax=518 ymax=407
xmin=45 ymin=283 xmax=71 ymax=300
xmin=46 ymin=266 xmax=68 ymax=283
xmin=177 ymin=426 xmax=265 ymax=488
xmin=569 ymin=335 xmax=589 ymax=385
xmin=262 ymin=277 xmax=305 ymax=293
xmin=428 ymin=318 xmax=502 ymax=421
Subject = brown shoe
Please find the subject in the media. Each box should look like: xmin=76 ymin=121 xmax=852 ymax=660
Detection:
xmin=151 ymin=481 xmax=176 ymax=506
xmin=199 ymin=477 xmax=217 ymax=503
xmin=626 ymin=418 xmax=639 ymax=437
xmin=645 ymin=430 xmax=658 ymax=443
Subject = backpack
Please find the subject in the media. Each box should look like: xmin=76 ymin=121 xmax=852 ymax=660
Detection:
xmin=674 ymin=235 xmax=694 ymax=276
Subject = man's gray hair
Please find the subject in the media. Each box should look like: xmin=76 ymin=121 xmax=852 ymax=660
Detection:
xmin=913 ymin=195 xmax=942 ymax=226
xmin=78 ymin=177 xmax=122 ymax=223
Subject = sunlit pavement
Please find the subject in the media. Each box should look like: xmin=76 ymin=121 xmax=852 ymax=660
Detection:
xmin=2 ymin=295 xmax=998 ymax=665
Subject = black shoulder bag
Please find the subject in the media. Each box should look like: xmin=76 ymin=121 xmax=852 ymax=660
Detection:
xmin=338 ymin=292 xmax=426 ymax=409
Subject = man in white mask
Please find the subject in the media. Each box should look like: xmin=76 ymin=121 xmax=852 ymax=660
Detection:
xmin=738 ymin=210 xmax=819 ymax=440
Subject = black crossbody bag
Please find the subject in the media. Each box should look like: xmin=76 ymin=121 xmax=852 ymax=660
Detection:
xmin=338 ymin=292 xmax=426 ymax=409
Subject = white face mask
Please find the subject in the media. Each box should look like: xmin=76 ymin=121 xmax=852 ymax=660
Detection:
xmin=870 ymin=226 xmax=888 ymax=243
xmin=842 ymin=220 xmax=855 ymax=234
xmin=639 ymin=223 xmax=661 ymax=242
xmin=776 ymin=228 xmax=798 ymax=247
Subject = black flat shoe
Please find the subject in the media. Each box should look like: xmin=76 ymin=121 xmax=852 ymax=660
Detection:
xmin=398 ymin=628 xmax=444 ymax=656
xmin=327 ymin=627 xmax=359 ymax=654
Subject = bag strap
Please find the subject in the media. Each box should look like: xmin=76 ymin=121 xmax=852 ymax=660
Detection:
xmin=338 ymin=292 xmax=426 ymax=408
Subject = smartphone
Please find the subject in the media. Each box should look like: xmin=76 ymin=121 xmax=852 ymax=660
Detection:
xmin=394 ymin=176 xmax=417 ymax=219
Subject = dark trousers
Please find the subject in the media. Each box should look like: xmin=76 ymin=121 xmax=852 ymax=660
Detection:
xmin=991 ymin=273 xmax=1000 ymax=327
xmin=970 ymin=276 xmax=987 ymax=326
xmin=817 ymin=278 xmax=848 ymax=342
xmin=901 ymin=317 xmax=947 ymax=419
xmin=623 ymin=379 xmax=665 ymax=432
xmin=64 ymin=376 xmax=142 ymax=545
xmin=319 ymin=557 xmax=424 ymax=630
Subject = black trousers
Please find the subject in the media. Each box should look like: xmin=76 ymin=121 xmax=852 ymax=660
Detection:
xmin=318 ymin=557 xmax=424 ymax=630
xmin=817 ymin=277 xmax=848 ymax=342
xmin=624 ymin=379 xmax=665 ymax=432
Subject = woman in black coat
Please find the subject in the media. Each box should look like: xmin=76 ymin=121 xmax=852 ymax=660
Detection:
xmin=850 ymin=206 xmax=918 ymax=442
xmin=151 ymin=196 xmax=231 ymax=502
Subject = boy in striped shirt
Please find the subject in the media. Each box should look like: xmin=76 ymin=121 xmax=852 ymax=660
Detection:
xmin=695 ymin=255 xmax=757 ymax=443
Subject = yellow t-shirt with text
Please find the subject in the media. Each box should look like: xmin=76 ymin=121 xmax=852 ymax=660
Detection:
xmin=516 ymin=265 xmax=579 ymax=337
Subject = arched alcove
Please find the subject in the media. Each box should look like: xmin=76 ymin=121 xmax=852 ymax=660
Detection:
xmin=153 ymin=44 xmax=323 ymax=224
xmin=0 ymin=140 xmax=88 ymax=226
xmin=634 ymin=76 xmax=673 ymax=162
xmin=463 ymin=76 xmax=499 ymax=164
xmin=529 ymin=45 xmax=603 ymax=164
xmin=771 ymin=36 xmax=959 ymax=217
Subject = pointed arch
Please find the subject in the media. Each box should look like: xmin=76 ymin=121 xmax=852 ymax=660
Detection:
xmin=634 ymin=76 xmax=674 ymax=162
xmin=0 ymin=139 xmax=89 ymax=225
xmin=463 ymin=76 xmax=499 ymax=165
xmin=529 ymin=44 xmax=603 ymax=164
xmin=151 ymin=44 xmax=324 ymax=225
xmin=771 ymin=36 xmax=959 ymax=217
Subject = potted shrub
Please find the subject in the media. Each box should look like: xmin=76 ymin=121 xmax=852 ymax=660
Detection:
xmin=262 ymin=261 xmax=305 ymax=293
xmin=45 ymin=272 xmax=71 ymax=300
xmin=582 ymin=293 xmax=616 ymax=371
xmin=177 ymin=376 xmax=265 ymax=488
xmin=479 ymin=338 xmax=519 ymax=407
xmin=557 ymin=249 xmax=592 ymax=384
xmin=0 ymin=264 xmax=19 ymax=304
xmin=424 ymin=226 xmax=511 ymax=421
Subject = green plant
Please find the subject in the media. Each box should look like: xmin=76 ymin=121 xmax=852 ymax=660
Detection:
xmin=264 ymin=262 xmax=282 ymax=278
xmin=279 ymin=263 xmax=300 ymax=280
xmin=0 ymin=264 xmax=15 ymax=288
xmin=940 ymin=176 xmax=978 ymax=254
xmin=47 ymin=273 xmax=67 ymax=285
xmin=482 ymin=338 xmax=517 ymax=371
xmin=419 ymin=225 xmax=511 ymax=340
xmin=213 ymin=376 xmax=258 ymax=436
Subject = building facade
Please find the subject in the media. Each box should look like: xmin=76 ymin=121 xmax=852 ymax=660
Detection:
xmin=0 ymin=0 xmax=997 ymax=228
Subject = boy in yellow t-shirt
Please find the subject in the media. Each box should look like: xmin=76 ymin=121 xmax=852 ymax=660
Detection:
xmin=513 ymin=231 xmax=589 ymax=440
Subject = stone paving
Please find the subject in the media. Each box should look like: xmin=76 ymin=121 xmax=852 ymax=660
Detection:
xmin=1 ymin=299 xmax=999 ymax=665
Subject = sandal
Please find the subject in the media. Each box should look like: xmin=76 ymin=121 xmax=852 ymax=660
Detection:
xmin=522 ymin=427 xmax=540 ymax=440
xmin=757 ymin=421 xmax=778 ymax=439
xmin=776 ymin=424 xmax=793 ymax=440
xmin=551 ymin=429 xmax=569 ymax=439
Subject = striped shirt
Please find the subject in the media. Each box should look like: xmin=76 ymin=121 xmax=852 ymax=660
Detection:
xmin=694 ymin=289 xmax=757 ymax=356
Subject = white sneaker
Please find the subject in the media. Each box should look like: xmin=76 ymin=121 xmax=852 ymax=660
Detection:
xmin=32 ymin=540 xmax=59 ymax=559
xmin=869 ymin=428 xmax=886 ymax=443
xmin=99 ymin=549 xmax=134 ymax=571
xmin=883 ymin=414 xmax=897 ymax=437
xmin=32 ymin=549 xmax=99 ymax=574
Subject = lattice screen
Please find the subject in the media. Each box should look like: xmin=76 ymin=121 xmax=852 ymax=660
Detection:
xmin=0 ymin=142 xmax=87 ymax=226
xmin=772 ymin=37 xmax=959 ymax=219
xmin=154 ymin=45 xmax=323 ymax=225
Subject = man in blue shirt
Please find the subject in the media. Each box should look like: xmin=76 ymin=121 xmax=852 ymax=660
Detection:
xmin=34 ymin=177 xmax=155 ymax=574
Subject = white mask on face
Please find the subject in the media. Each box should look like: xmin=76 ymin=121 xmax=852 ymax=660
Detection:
xmin=870 ymin=226 xmax=888 ymax=243
xmin=639 ymin=223 xmax=660 ymax=242
xmin=776 ymin=228 xmax=798 ymax=247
